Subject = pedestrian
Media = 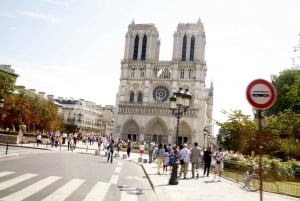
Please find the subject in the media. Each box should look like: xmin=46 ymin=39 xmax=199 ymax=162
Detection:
xmin=214 ymin=147 xmax=225 ymax=181
xmin=139 ymin=141 xmax=145 ymax=157
xmin=67 ymin=134 xmax=73 ymax=151
xmin=148 ymin=141 xmax=155 ymax=163
xmin=156 ymin=144 xmax=165 ymax=175
xmin=107 ymin=139 xmax=115 ymax=163
xmin=179 ymin=143 xmax=190 ymax=179
xmin=127 ymin=140 xmax=132 ymax=158
xmin=36 ymin=134 xmax=42 ymax=146
xmin=203 ymin=146 xmax=212 ymax=177
xmin=168 ymin=149 xmax=175 ymax=170
xmin=163 ymin=152 xmax=169 ymax=173
xmin=190 ymin=142 xmax=202 ymax=178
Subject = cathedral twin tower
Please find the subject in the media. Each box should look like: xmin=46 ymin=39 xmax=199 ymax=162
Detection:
xmin=114 ymin=19 xmax=213 ymax=148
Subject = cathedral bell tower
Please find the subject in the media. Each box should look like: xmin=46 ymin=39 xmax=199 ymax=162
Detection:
xmin=114 ymin=19 xmax=213 ymax=148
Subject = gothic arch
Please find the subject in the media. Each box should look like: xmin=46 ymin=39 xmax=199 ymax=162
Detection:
xmin=144 ymin=117 xmax=168 ymax=144
xmin=122 ymin=118 xmax=140 ymax=141
xmin=172 ymin=120 xmax=193 ymax=145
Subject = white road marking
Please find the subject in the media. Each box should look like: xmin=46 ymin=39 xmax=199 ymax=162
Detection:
xmin=0 ymin=171 xmax=15 ymax=178
xmin=41 ymin=178 xmax=85 ymax=201
xmin=0 ymin=173 xmax=37 ymax=191
xmin=83 ymin=181 xmax=110 ymax=201
xmin=109 ymin=174 xmax=119 ymax=185
xmin=0 ymin=176 xmax=61 ymax=201
xmin=114 ymin=166 xmax=121 ymax=173
xmin=120 ymin=186 xmax=138 ymax=201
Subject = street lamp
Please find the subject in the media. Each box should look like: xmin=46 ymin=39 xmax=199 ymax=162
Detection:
xmin=203 ymin=126 xmax=208 ymax=149
xmin=169 ymin=88 xmax=192 ymax=185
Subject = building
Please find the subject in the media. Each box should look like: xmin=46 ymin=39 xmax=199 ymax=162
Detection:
xmin=114 ymin=19 xmax=213 ymax=147
xmin=55 ymin=97 xmax=115 ymax=137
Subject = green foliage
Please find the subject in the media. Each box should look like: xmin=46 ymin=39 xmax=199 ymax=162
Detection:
xmin=0 ymin=87 xmax=63 ymax=132
xmin=268 ymin=69 xmax=300 ymax=115
xmin=217 ymin=110 xmax=256 ymax=154
xmin=0 ymin=72 xmax=16 ymax=98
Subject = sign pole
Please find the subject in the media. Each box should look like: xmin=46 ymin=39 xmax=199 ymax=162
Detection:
xmin=246 ymin=78 xmax=277 ymax=201
xmin=257 ymin=109 xmax=263 ymax=201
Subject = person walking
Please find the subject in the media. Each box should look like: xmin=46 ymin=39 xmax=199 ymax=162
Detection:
xmin=179 ymin=144 xmax=191 ymax=179
xmin=203 ymin=146 xmax=212 ymax=177
xmin=156 ymin=144 xmax=165 ymax=175
xmin=163 ymin=152 xmax=169 ymax=174
xmin=148 ymin=141 xmax=155 ymax=163
xmin=36 ymin=134 xmax=42 ymax=146
xmin=126 ymin=140 xmax=132 ymax=158
xmin=214 ymin=147 xmax=225 ymax=181
xmin=190 ymin=142 xmax=202 ymax=178
xmin=107 ymin=139 xmax=115 ymax=163
xmin=139 ymin=141 xmax=145 ymax=158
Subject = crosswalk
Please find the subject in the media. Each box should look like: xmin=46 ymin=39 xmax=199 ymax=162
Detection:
xmin=0 ymin=162 xmax=144 ymax=201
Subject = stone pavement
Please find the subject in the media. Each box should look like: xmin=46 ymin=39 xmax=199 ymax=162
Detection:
xmin=1 ymin=142 xmax=299 ymax=201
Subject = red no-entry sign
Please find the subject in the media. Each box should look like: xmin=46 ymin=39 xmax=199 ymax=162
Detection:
xmin=246 ymin=79 xmax=276 ymax=110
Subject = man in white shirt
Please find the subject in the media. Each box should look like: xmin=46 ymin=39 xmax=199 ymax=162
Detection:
xmin=214 ymin=147 xmax=225 ymax=181
xmin=179 ymin=143 xmax=191 ymax=179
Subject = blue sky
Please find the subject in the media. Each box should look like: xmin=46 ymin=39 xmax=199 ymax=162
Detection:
xmin=1 ymin=0 xmax=300 ymax=134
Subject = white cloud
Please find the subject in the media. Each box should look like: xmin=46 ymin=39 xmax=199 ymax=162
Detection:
xmin=16 ymin=10 xmax=60 ymax=24
xmin=43 ymin=0 xmax=71 ymax=7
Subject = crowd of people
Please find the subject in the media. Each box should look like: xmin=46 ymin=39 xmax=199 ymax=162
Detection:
xmin=149 ymin=142 xmax=226 ymax=181
xmin=36 ymin=134 xmax=226 ymax=180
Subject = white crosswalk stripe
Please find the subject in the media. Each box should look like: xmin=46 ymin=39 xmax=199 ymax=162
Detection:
xmin=83 ymin=181 xmax=110 ymax=201
xmin=41 ymin=178 xmax=85 ymax=201
xmin=0 ymin=176 xmax=61 ymax=201
xmin=0 ymin=171 xmax=15 ymax=178
xmin=0 ymin=173 xmax=37 ymax=191
xmin=0 ymin=170 xmax=143 ymax=201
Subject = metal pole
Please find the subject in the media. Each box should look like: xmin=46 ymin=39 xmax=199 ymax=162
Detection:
xmin=169 ymin=110 xmax=180 ymax=185
xmin=5 ymin=142 xmax=8 ymax=155
xmin=257 ymin=110 xmax=263 ymax=201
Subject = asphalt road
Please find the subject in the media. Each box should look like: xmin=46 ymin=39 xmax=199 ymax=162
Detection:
xmin=0 ymin=151 xmax=158 ymax=201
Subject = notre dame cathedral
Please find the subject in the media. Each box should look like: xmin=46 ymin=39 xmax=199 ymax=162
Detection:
xmin=114 ymin=19 xmax=213 ymax=148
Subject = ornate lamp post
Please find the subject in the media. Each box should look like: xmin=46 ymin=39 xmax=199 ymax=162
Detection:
xmin=203 ymin=126 xmax=208 ymax=149
xmin=169 ymin=88 xmax=192 ymax=185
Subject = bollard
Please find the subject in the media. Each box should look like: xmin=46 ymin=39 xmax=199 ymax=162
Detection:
xmin=5 ymin=142 xmax=8 ymax=155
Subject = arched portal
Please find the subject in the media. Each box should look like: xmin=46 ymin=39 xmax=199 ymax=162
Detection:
xmin=144 ymin=117 xmax=168 ymax=144
xmin=122 ymin=119 xmax=139 ymax=142
xmin=173 ymin=120 xmax=192 ymax=145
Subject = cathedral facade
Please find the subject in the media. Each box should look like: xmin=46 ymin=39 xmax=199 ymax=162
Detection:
xmin=114 ymin=19 xmax=213 ymax=147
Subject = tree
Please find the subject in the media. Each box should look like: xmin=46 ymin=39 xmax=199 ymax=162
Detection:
xmin=1 ymin=87 xmax=64 ymax=133
xmin=268 ymin=69 xmax=300 ymax=115
xmin=216 ymin=110 xmax=256 ymax=155
xmin=0 ymin=72 xmax=16 ymax=98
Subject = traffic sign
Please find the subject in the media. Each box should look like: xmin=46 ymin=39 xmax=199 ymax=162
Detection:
xmin=246 ymin=79 xmax=276 ymax=110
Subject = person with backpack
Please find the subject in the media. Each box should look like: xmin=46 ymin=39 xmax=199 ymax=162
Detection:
xmin=214 ymin=147 xmax=225 ymax=181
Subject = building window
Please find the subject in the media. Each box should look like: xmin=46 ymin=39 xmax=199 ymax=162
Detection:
xmin=141 ymin=35 xmax=147 ymax=60
xmin=189 ymin=68 xmax=194 ymax=79
xmin=137 ymin=92 xmax=143 ymax=102
xmin=180 ymin=68 xmax=185 ymax=79
xmin=140 ymin=66 xmax=145 ymax=77
xmin=182 ymin=35 xmax=187 ymax=61
xmin=133 ymin=35 xmax=139 ymax=60
xmin=190 ymin=36 xmax=195 ymax=61
xmin=130 ymin=67 xmax=135 ymax=78
xmin=129 ymin=92 xmax=134 ymax=102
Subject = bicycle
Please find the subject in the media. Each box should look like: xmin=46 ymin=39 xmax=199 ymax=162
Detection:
xmin=243 ymin=164 xmax=260 ymax=191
